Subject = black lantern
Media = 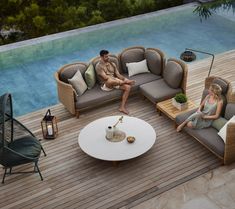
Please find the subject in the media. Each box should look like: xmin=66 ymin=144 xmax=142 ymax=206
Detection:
xmin=41 ymin=109 xmax=58 ymax=139
xmin=180 ymin=50 xmax=196 ymax=62
xmin=180 ymin=48 xmax=215 ymax=77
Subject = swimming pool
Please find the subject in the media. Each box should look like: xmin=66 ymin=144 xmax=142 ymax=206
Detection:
xmin=1 ymin=3 xmax=235 ymax=116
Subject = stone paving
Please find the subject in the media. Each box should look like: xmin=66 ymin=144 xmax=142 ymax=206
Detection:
xmin=130 ymin=163 xmax=235 ymax=209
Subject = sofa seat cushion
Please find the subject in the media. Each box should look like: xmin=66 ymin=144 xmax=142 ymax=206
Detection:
xmin=184 ymin=127 xmax=225 ymax=157
xmin=123 ymin=73 xmax=161 ymax=91
xmin=5 ymin=136 xmax=42 ymax=166
xmin=140 ymin=79 xmax=182 ymax=103
xmin=175 ymin=109 xmax=225 ymax=157
xmin=76 ymin=84 xmax=123 ymax=109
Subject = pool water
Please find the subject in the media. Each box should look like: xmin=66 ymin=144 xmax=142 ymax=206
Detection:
xmin=0 ymin=4 xmax=235 ymax=116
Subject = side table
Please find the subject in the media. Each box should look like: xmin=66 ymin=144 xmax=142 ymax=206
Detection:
xmin=156 ymin=98 xmax=197 ymax=122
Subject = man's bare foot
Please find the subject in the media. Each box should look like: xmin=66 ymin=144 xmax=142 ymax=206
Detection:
xmin=119 ymin=107 xmax=129 ymax=115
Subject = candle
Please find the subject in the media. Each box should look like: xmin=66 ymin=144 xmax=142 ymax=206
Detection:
xmin=106 ymin=126 xmax=113 ymax=140
xmin=47 ymin=125 xmax=53 ymax=136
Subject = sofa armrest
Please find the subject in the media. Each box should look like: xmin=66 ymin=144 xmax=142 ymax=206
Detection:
xmin=224 ymin=122 xmax=235 ymax=164
xmin=54 ymin=72 xmax=76 ymax=115
xmin=227 ymin=83 xmax=235 ymax=103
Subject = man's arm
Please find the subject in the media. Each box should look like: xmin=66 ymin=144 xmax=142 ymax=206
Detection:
xmin=96 ymin=64 xmax=109 ymax=81
xmin=111 ymin=62 xmax=125 ymax=80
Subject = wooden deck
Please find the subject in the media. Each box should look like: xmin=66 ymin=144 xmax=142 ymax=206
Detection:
xmin=0 ymin=50 xmax=235 ymax=209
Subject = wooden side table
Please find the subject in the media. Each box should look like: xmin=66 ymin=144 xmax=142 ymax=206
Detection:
xmin=156 ymin=99 xmax=197 ymax=121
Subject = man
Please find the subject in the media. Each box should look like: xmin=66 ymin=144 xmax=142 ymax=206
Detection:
xmin=96 ymin=50 xmax=135 ymax=114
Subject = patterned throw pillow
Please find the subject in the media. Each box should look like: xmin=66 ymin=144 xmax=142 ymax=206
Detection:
xmin=68 ymin=70 xmax=87 ymax=96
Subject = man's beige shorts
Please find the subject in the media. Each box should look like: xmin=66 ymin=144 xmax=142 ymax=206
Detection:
xmin=101 ymin=83 xmax=120 ymax=91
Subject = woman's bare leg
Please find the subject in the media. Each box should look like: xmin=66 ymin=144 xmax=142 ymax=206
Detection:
xmin=177 ymin=121 xmax=194 ymax=132
xmin=176 ymin=120 xmax=188 ymax=132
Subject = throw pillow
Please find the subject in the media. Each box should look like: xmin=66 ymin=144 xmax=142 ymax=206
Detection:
xmin=218 ymin=115 xmax=235 ymax=143
xmin=163 ymin=61 xmax=183 ymax=89
xmin=126 ymin=59 xmax=150 ymax=77
xmin=68 ymin=70 xmax=87 ymax=96
xmin=212 ymin=117 xmax=228 ymax=131
xmin=85 ymin=64 xmax=96 ymax=89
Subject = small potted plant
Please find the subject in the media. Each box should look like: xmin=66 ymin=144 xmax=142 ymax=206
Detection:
xmin=172 ymin=93 xmax=188 ymax=111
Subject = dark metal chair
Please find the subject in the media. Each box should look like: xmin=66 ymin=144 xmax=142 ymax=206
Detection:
xmin=0 ymin=93 xmax=46 ymax=183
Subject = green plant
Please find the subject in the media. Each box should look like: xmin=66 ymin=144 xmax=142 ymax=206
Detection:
xmin=174 ymin=93 xmax=187 ymax=104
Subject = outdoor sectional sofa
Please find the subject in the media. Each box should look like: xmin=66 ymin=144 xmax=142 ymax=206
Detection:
xmin=176 ymin=76 xmax=235 ymax=165
xmin=55 ymin=46 xmax=188 ymax=117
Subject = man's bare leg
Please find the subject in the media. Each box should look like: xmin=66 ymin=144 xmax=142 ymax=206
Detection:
xmin=105 ymin=79 xmax=132 ymax=114
xmin=119 ymin=84 xmax=131 ymax=114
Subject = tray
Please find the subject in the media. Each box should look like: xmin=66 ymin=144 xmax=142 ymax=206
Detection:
xmin=106 ymin=130 xmax=126 ymax=142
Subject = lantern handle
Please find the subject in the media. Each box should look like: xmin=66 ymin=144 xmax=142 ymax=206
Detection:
xmin=44 ymin=109 xmax=51 ymax=119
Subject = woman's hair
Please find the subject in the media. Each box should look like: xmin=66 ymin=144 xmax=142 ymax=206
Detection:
xmin=209 ymin=83 xmax=222 ymax=100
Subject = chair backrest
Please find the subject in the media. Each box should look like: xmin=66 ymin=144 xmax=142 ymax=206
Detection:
xmin=145 ymin=48 xmax=166 ymax=76
xmin=118 ymin=46 xmax=145 ymax=74
xmin=91 ymin=54 xmax=120 ymax=72
xmin=91 ymin=54 xmax=121 ymax=83
xmin=58 ymin=62 xmax=88 ymax=84
xmin=162 ymin=58 xmax=188 ymax=94
xmin=0 ymin=93 xmax=13 ymax=148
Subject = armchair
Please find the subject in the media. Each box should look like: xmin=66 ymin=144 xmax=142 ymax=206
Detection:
xmin=0 ymin=93 xmax=46 ymax=183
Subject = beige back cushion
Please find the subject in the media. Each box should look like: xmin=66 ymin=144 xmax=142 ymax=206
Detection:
xmin=145 ymin=49 xmax=163 ymax=75
xmin=163 ymin=61 xmax=183 ymax=89
xmin=201 ymin=77 xmax=229 ymax=117
xmin=59 ymin=63 xmax=87 ymax=83
xmin=213 ymin=78 xmax=228 ymax=94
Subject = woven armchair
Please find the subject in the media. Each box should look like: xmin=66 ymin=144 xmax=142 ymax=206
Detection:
xmin=0 ymin=93 xmax=46 ymax=183
xmin=54 ymin=62 xmax=87 ymax=117
xmin=176 ymin=76 xmax=235 ymax=165
xmin=205 ymin=76 xmax=235 ymax=164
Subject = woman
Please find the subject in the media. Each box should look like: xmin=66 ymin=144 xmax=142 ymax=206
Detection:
xmin=176 ymin=83 xmax=223 ymax=132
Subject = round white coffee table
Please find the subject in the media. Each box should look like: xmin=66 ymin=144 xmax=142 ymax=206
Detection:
xmin=78 ymin=116 xmax=156 ymax=162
